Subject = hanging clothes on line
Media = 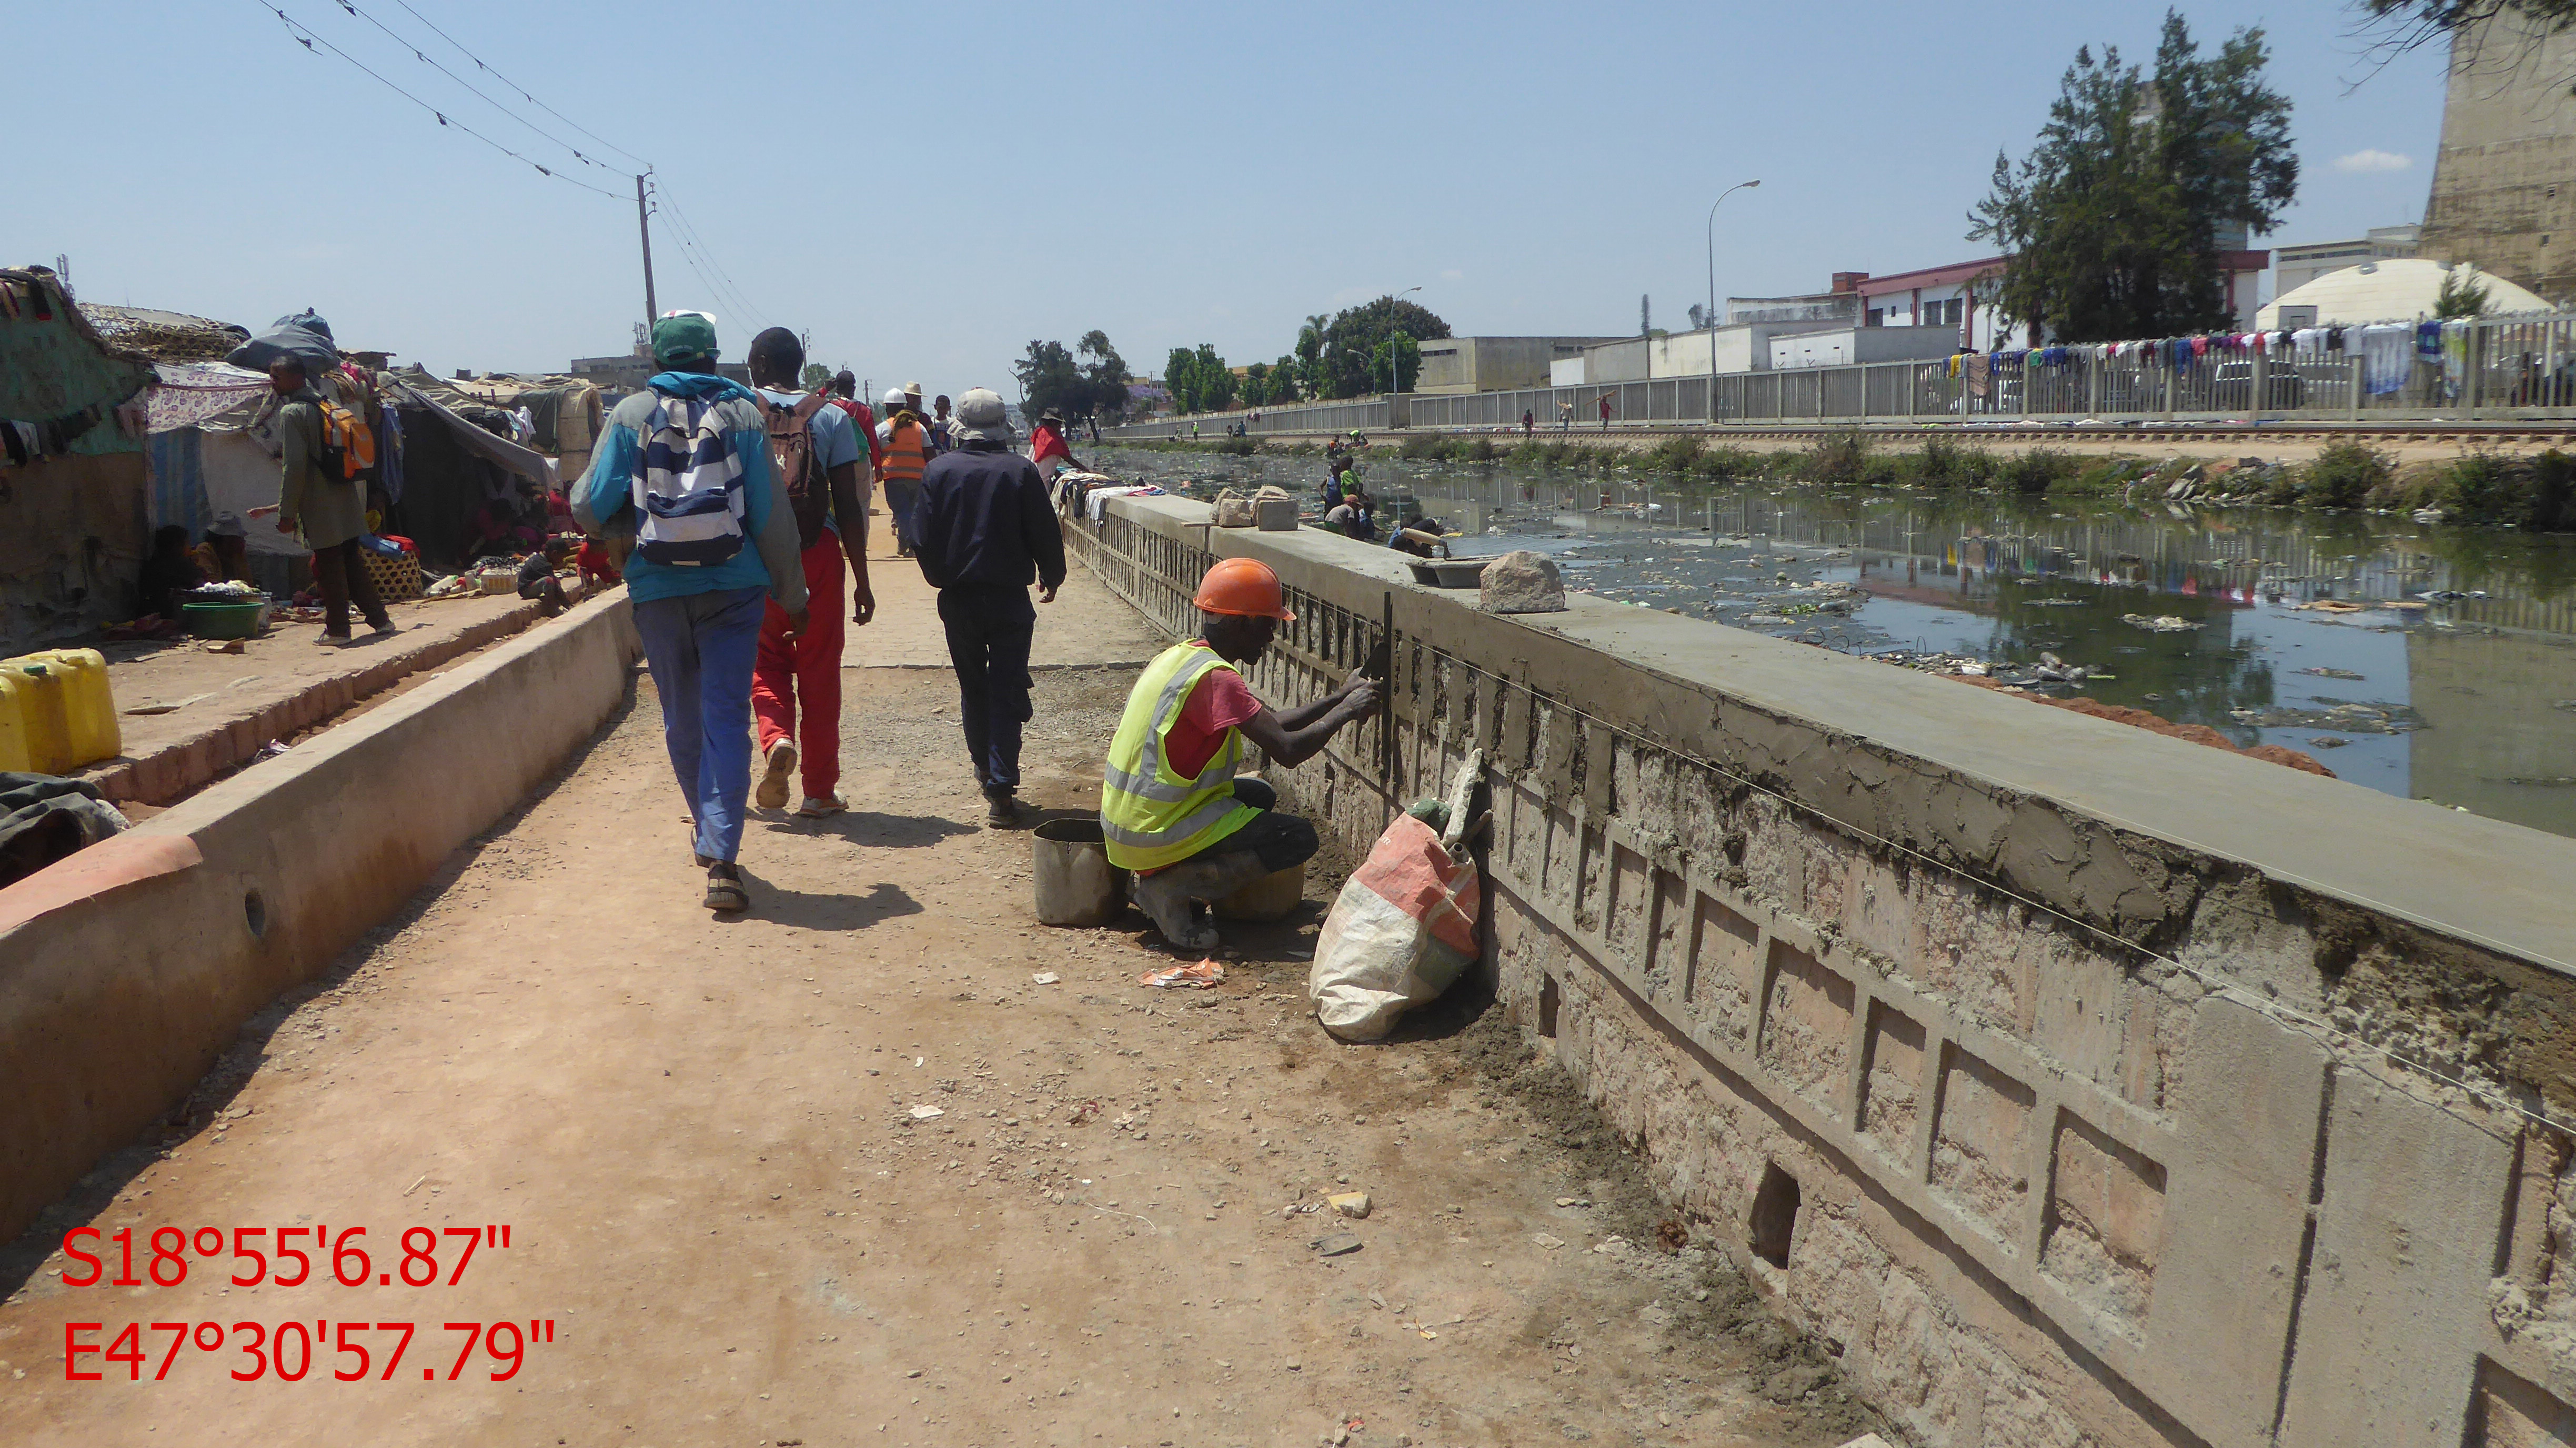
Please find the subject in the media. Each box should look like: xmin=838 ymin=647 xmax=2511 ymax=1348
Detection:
xmin=2359 ymin=324 xmax=2412 ymax=396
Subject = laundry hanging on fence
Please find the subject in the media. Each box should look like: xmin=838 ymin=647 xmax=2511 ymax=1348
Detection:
xmin=2360 ymin=324 xmax=2412 ymax=395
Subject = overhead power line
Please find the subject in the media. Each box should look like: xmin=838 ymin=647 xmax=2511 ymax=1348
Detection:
xmin=247 ymin=1 xmax=622 ymax=199
xmin=322 ymin=0 xmax=621 ymax=175
xmin=388 ymin=0 xmax=653 ymax=172
xmin=655 ymin=184 xmax=774 ymax=333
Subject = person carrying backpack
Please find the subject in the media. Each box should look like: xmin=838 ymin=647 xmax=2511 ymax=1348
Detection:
xmin=573 ymin=312 xmax=811 ymax=913
xmin=743 ymin=327 xmax=876 ymax=819
xmin=269 ymin=353 xmax=393 ymax=641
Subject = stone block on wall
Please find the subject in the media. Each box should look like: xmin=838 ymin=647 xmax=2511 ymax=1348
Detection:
xmin=1860 ymin=1000 xmax=1928 ymax=1161
xmin=1759 ymin=939 xmax=1854 ymax=1104
xmin=2040 ymin=1110 xmax=2167 ymax=1333
xmin=1930 ymin=1044 xmax=2036 ymax=1248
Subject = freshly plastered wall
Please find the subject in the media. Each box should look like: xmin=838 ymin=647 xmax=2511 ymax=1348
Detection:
xmin=1071 ymin=492 xmax=2576 ymax=1448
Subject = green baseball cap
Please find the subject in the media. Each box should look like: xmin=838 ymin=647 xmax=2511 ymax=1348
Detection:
xmin=651 ymin=311 xmax=719 ymax=368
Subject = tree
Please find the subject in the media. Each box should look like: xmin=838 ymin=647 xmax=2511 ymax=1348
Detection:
xmin=1321 ymin=296 xmax=1451 ymax=397
xmin=799 ymin=361 xmax=833 ymax=391
xmin=1270 ymin=354 xmax=1303 ymax=404
xmin=1193 ymin=343 xmax=1236 ymax=411
xmin=2436 ymin=266 xmax=2494 ymax=317
xmin=2358 ymin=0 xmax=2576 ymax=48
xmin=1970 ymin=11 xmax=2297 ymax=341
xmin=1295 ymin=315 xmax=1331 ymax=400
xmin=1015 ymin=339 xmax=1085 ymax=422
xmin=1366 ymin=333 xmax=1424 ymax=394
xmin=1077 ymin=330 xmax=1132 ymax=424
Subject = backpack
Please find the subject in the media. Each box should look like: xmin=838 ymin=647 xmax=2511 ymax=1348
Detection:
xmin=756 ymin=391 xmax=834 ymax=547
xmin=313 ymin=396 xmax=377 ymax=485
xmin=629 ymin=391 xmax=749 ymax=566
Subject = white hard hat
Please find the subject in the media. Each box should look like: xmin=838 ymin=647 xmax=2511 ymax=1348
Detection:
xmin=882 ymin=387 xmax=908 ymax=409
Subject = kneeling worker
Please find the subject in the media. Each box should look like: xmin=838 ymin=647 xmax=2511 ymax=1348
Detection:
xmin=1102 ymin=558 xmax=1380 ymax=950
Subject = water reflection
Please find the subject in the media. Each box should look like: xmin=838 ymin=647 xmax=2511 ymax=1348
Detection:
xmin=1096 ymin=447 xmax=2576 ymax=839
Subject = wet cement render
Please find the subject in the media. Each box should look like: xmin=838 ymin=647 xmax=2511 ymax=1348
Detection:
xmin=0 ymin=616 xmax=1885 ymax=1445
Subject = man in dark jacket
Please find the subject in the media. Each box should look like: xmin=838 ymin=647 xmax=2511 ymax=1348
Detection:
xmin=913 ymin=387 xmax=1066 ymax=827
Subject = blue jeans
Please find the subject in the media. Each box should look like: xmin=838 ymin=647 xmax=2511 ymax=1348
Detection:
xmin=633 ymin=586 xmax=767 ymax=863
xmin=937 ymin=585 xmax=1034 ymax=796
xmin=884 ymin=480 xmax=922 ymax=552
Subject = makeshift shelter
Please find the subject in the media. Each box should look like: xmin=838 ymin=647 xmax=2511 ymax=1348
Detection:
xmin=0 ymin=266 xmax=155 ymax=652
xmin=398 ymin=369 xmax=605 ymax=490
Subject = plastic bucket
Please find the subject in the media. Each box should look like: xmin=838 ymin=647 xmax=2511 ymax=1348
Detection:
xmin=1032 ymin=818 xmax=1128 ymax=927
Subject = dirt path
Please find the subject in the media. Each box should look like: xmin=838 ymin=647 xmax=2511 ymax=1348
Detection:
xmin=0 ymin=564 xmax=1879 ymax=1448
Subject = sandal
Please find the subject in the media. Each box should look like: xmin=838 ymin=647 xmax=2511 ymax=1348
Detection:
xmin=703 ymin=862 xmax=748 ymax=913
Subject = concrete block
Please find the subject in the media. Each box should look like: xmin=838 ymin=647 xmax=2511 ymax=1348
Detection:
xmin=2276 ymin=1067 xmax=2515 ymax=1448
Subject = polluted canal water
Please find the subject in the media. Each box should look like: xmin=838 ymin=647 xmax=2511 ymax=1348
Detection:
xmin=1099 ymin=445 xmax=2576 ymax=841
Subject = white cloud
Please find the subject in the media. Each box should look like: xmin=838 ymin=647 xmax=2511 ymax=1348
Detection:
xmin=2332 ymin=149 xmax=2413 ymax=174
xmin=1440 ymin=269 xmax=1465 ymax=281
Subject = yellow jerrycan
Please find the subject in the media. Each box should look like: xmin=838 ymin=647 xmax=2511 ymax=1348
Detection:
xmin=0 ymin=670 xmax=33 ymax=773
xmin=36 ymin=648 xmax=120 ymax=766
xmin=0 ymin=658 xmax=73 ymax=775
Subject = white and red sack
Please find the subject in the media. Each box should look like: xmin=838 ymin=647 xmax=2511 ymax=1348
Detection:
xmin=1309 ymin=811 xmax=1481 ymax=1042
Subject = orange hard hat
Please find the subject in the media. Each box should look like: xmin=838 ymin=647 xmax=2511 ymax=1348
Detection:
xmin=1193 ymin=556 xmax=1295 ymax=621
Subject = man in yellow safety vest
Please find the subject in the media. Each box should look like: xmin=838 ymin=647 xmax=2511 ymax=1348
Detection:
xmin=1100 ymin=557 xmax=1380 ymax=950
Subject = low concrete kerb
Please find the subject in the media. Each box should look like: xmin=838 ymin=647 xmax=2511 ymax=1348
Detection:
xmin=78 ymin=597 xmax=554 ymax=808
xmin=0 ymin=588 xmax=641 ymax=1242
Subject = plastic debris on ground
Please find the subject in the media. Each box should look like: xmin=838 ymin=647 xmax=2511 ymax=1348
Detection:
xmin=1139 ymin=958 xmax=1226 ymax=989
xmin=1030 ymin=971 xmax=1060 ymax=984
xmin=907 ymin=1104 xmax=944 ymax=1121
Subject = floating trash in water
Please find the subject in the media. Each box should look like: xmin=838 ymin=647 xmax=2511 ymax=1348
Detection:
xmin=2121 ymin=614 xmax=2201 ymax=632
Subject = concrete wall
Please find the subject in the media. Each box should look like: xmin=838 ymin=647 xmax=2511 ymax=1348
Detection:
xmin=1068 ymin=494 xmax=2576 ymax=1448
xmin=1416 ymin=337 xmax=1614 ymax=395
xmin=2420 ymin=12 xmax=2576 ymax=305
xmin=0 ymin=590 xmax=642 ymax=1241
xmin=1772 ymin=326 xmax=1964 ymax=370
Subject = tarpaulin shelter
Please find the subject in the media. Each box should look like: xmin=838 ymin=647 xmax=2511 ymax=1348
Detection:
xmin=0 ymin=266 xmax=155 ymax=652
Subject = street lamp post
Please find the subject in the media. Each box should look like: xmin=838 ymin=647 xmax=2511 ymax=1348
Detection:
xmin=1705 ymin=180 xmax=1760 ymax=341
xmin=1388 ymin=285 xmax=1423 ymax=396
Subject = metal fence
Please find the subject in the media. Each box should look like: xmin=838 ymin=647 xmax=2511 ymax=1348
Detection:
xmin=1107 ymin=313 xmax=2576 ymax=437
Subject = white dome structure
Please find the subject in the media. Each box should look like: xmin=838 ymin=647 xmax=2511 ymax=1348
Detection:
xmin=2256 ymin=257 xmax=2551 ymax=328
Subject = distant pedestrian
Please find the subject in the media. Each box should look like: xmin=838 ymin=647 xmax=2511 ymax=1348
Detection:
xmin=746 ymin=327 xmax=877 ymax=820
xmin=269 ymin=354 xmax=393 ymax=641
xmin=1030 ymin=408 xmax=1078 ymax=480
xmin=1557 ymin=399 xmax=1573 ymax=431
xmin=827 ymin=370 xmax=881 ymax=476
xmin=1597 ymin=393 xmax=1614 ymax=429
xmin=573 ymin=311 xmax=811 ymax=913
xmin=912 ymin=388 xmax=1065 ymax=827
xmin=1522 ymin=408 xmax=1534 ymax=437
xmin=931 ymin=394 xmax=957 ymax=455
xmin=876 ymin=387 xmax=932 ymax=558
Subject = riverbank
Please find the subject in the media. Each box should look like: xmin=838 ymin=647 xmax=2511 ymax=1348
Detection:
xmin=1118 ymin=431 xmax=2576 ymax=531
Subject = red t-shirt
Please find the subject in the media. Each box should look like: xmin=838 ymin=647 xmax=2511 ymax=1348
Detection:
xmin=1163 ymin=656 xmax=1264 ymax=781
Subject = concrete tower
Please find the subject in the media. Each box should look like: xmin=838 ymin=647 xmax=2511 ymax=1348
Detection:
xmin=2418 ymin=12 xmax=2576 ymax=305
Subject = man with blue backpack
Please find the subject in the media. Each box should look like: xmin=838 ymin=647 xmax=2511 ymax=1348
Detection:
xmin=574 ymin=311 xmax=811 ymax=913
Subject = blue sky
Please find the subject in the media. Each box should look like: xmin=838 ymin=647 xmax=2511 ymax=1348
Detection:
xmin=6 ymin=2 xmax=2450 ymax=387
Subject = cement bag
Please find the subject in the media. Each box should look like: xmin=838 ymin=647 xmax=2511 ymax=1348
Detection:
xmin=1308 ymin=811 xmax=1481 ymax=1041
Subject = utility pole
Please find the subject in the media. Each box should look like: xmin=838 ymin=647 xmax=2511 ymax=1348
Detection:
xmin=635 ymin=175 xmax=659 ymax=337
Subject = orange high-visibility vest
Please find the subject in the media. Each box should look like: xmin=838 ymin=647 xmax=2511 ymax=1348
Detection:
xmin=882 ymin=418 xmax=927 ymax=482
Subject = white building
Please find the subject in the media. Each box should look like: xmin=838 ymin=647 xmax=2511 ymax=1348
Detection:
xmin=1846 ymin=248 xmax=2273 ymax=348
xmin=2273 ymin=226 xmax=2421 ymax=297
